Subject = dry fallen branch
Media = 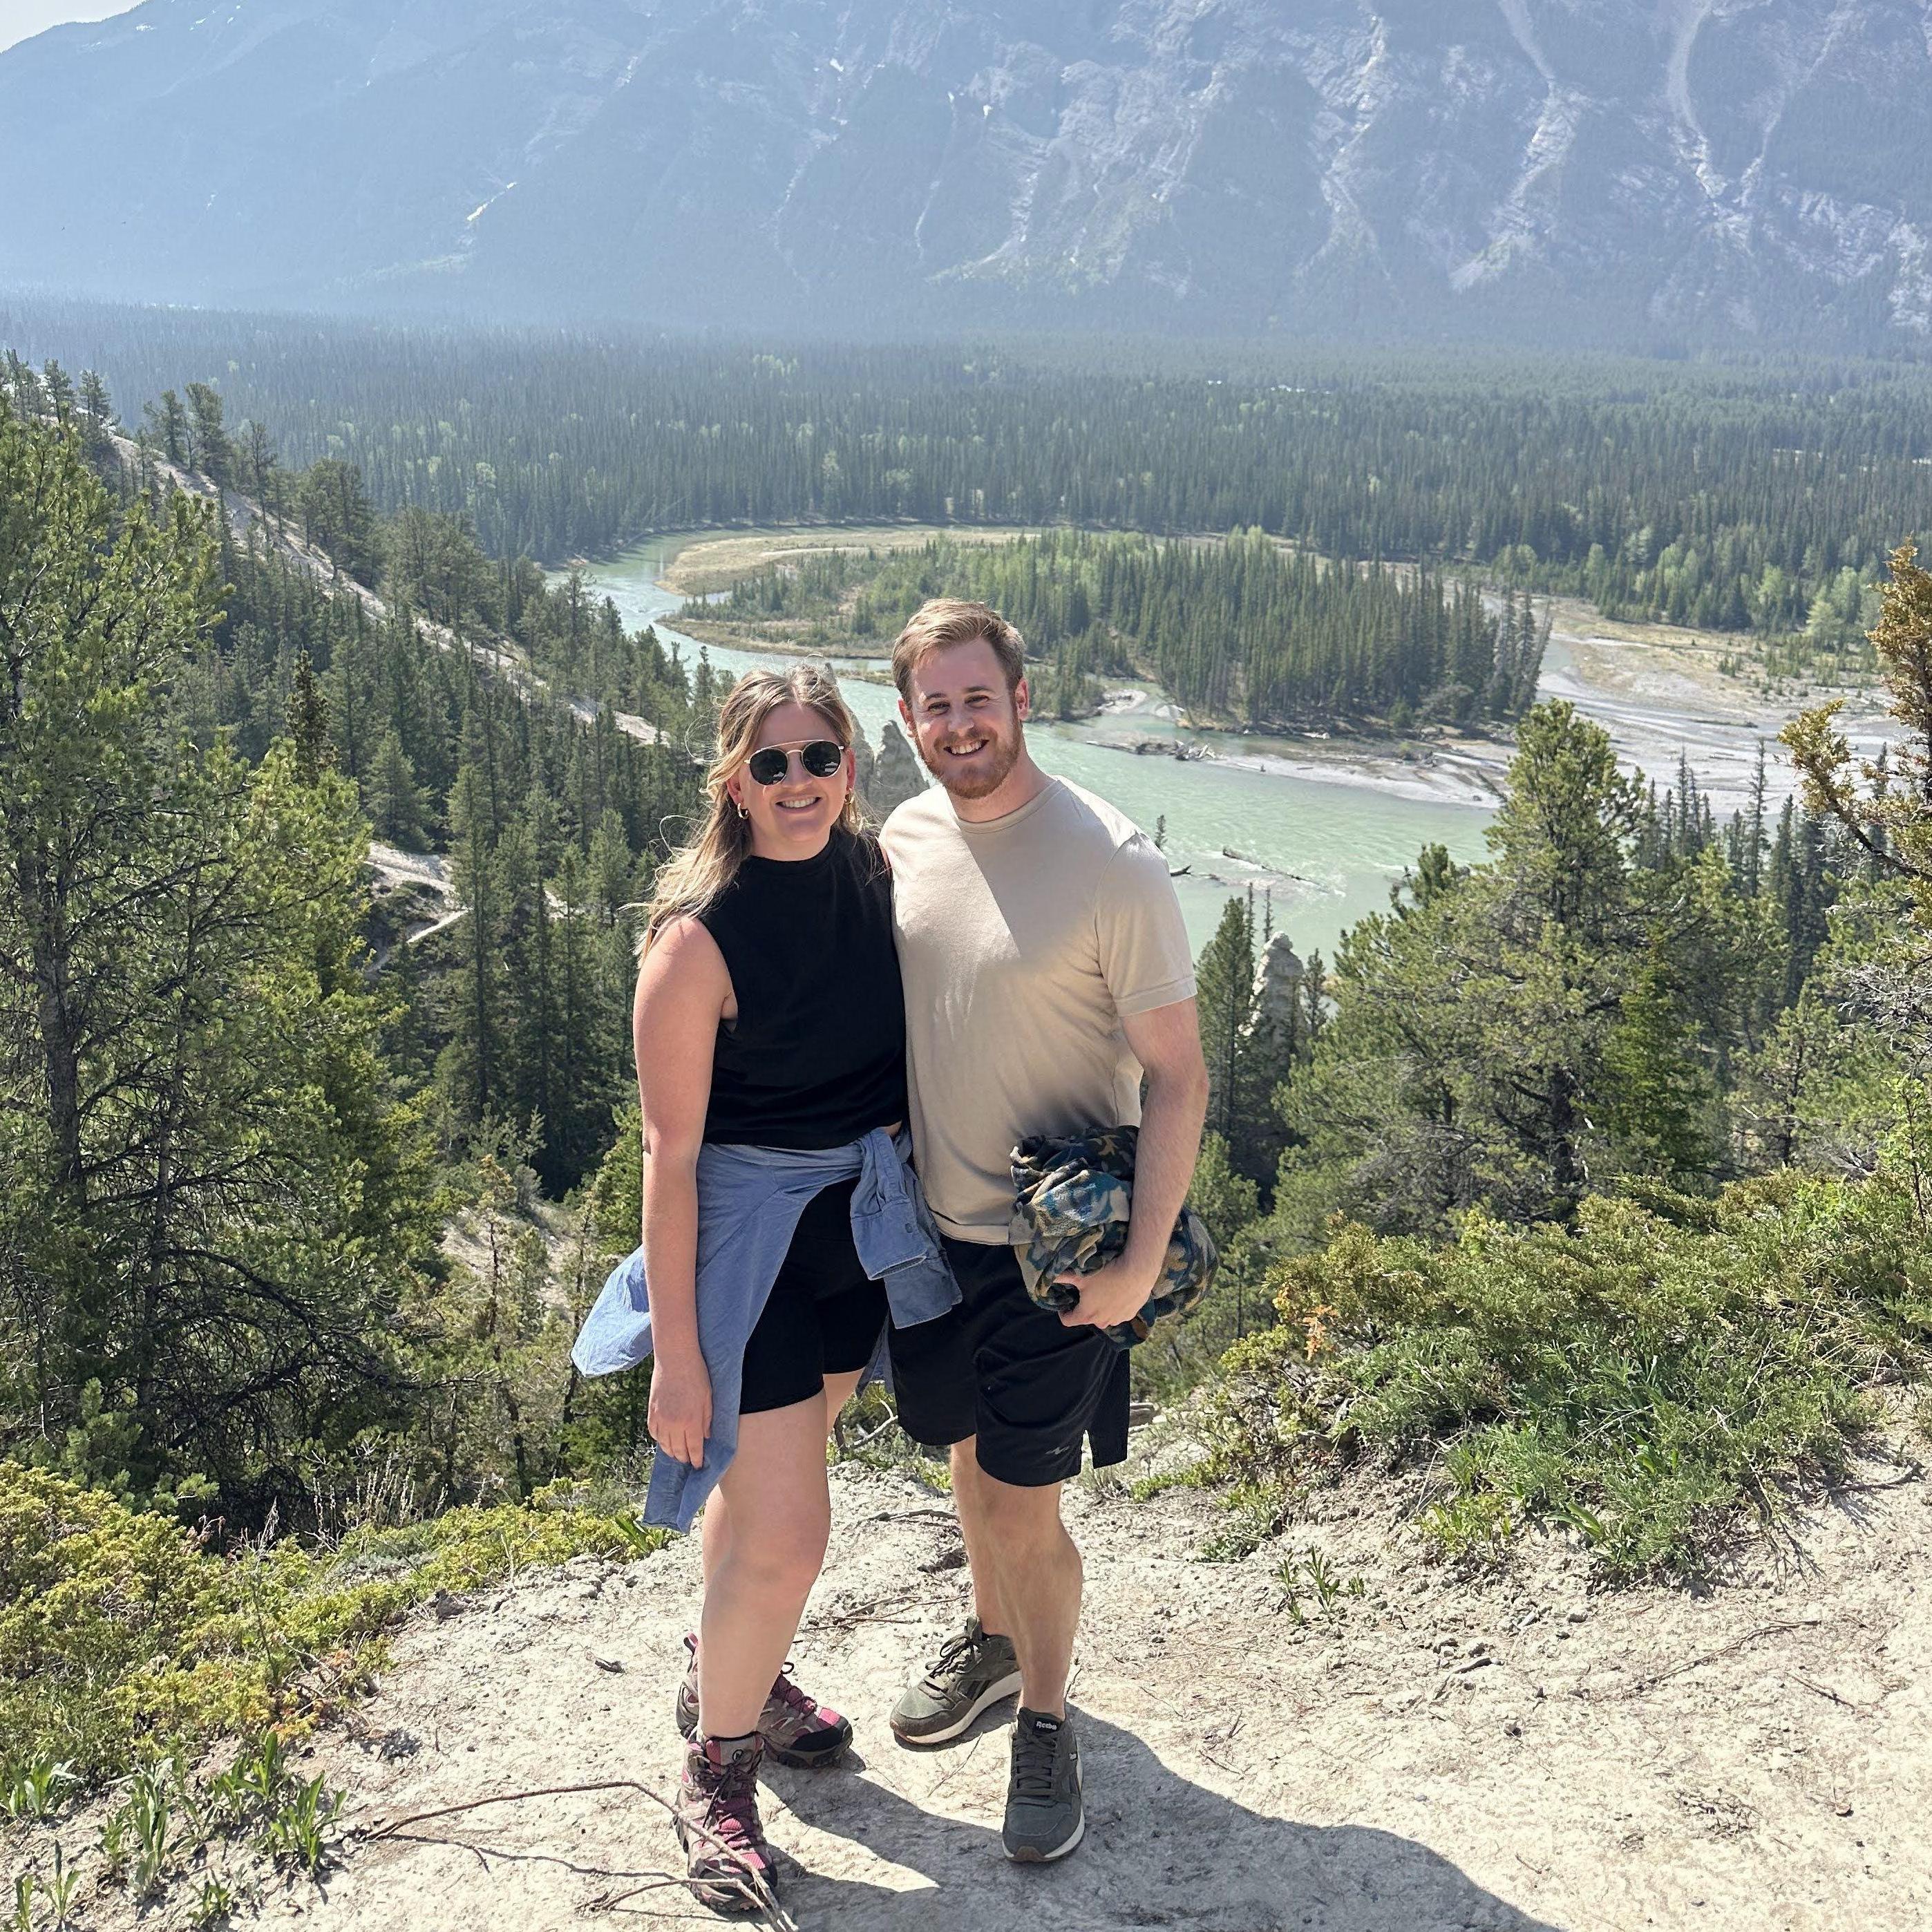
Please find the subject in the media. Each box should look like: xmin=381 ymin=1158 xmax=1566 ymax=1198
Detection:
xmin=1589 ymin=1620 xmax=1816 ymax=1700
xmin=361 ymin=1779 xmax=798 ymax=1931
xmin=1790 ymin=1673 xmax=1866 ymax=1712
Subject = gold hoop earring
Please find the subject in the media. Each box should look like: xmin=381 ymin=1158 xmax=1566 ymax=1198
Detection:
xmin=737 ymin=802 xmax=750 ymax=820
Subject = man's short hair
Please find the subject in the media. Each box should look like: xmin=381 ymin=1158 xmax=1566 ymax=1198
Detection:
xmin=891 ymin=598 xmax=1025 ymax=699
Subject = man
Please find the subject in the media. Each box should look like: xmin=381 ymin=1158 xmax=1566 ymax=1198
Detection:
xmin=879 ymin=598 xmax=1209 ymax=1864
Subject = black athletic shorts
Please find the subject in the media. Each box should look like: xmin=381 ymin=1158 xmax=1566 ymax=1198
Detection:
xmin=887 ymin=1235 xmax=1131 ymax=1488
xmin=737 ymin=1177 xmax=889 ymax=1416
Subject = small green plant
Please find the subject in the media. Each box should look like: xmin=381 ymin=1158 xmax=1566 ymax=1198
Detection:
xmin=124 ymin=1760 xmax=184 ymax=1901
xmin=1305 ymin=1549 xmax=1341 ymax=1612
xmin=205 ymin=1732 xmax=292 ymax=1830
xmin=1197 ymin=1484 xmax=1278 ymax=1562
xmin=96 ymin=1806 xmax=129 ymax=1882
xmin=1273 ymin=1547 xmax=1367 ymax=1620
xmin=609 ymin=1508 xmax=659 ymax=1557
xmin=1303 ymin=1549 xmax=1365 ymax=1613
xmin=1419 ymin=1490 xmax=1515 ymax=1562
xmin=257 ymin=1774 xmax=343 ymax=1877
xmin=191 ymin=1873 xmax=238 ymax=1929
xmin=1127 ymin=1464 xmax=1203 ymax=1502
xmin=39 ymin=1847 xmax=78 ymax=1932
xmin=11 ymin=1873 xmax=32 ymax=1932
xmin=3 ymin=1756 xmax=77 ymax=1823
xmin=1271 ymin=1564 xmax=1308 ymax=1625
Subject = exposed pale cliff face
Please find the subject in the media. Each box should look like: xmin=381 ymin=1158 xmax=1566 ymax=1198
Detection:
xmin=5 ymin=0 xmax=1929 ymax=349
xmin=1253 ymin=931 xmax=1305 ymax=1036
xmin=864 ymin=719 xmax=927 ymax=820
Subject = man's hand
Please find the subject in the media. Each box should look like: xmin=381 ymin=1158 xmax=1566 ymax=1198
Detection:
xmin=647 ymin=1350 xmax=712 ymax=1468
xmin=1057 ymin=1256 xmax=1159 ymax=1331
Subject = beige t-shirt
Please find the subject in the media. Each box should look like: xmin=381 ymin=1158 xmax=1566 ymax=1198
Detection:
xmin=882 ymin=775 xmax=1196 ymax=1243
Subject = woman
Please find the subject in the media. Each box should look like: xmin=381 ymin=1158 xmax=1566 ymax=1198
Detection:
xmin=571 ymin=666 xmax=955 ymax=1913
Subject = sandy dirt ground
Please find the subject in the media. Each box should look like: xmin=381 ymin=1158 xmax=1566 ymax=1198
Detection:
xmin=245 ymin=1442 xmax=1931 ymax=1932
xmin=1537 ymin=628 xmax=1897 ymax=820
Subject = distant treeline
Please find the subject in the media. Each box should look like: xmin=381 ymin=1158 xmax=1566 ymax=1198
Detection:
xmin=6 ymin=307 xmax=1931 ymax=652
xmin=699 ymin=531 xmax=1547 ymax=727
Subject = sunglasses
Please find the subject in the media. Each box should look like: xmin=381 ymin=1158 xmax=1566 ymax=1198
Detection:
xmin=746 ymin=739 xmax=846 ymax=786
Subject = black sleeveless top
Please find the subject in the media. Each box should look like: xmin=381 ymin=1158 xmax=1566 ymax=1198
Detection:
xmin=696 ymin=828 xmax=908 ymax=1149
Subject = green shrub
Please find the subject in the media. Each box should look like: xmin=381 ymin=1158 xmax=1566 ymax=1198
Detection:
xmin=1201 ymin=1172 xmax=1930 ymax=1580
xmin=0 ymin=1464 xmax=666 ymax=1788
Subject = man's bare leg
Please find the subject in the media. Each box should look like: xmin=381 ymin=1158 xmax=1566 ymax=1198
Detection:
xmin=949 ymin=1437 xmax=1010 ymax=1637
xmin=951 ymin=1439 xmax=1081 ymax=1716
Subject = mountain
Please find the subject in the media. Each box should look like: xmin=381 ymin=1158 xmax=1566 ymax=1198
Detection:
xmin=5 ymin=0 xmax=1931 ymax=350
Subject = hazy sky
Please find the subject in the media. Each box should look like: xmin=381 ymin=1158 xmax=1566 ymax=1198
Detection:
xmin=0 ymin=0 xmax=142 ymax=55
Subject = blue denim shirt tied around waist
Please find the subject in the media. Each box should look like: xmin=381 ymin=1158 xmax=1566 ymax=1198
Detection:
xmin=571 ymin=1126 xmax=958 ymax=1531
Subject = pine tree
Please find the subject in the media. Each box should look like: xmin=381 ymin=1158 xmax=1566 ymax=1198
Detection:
xmin=243 ymin=419 xmax=281 ymax=527
xmin=1602 ymin=950 xmax=1718 ymax=1178
xmin=76 ymin=370 xmax=115 ymax=462
xmin=184 ymin=382 xmax=234 ymax=489
xmin=142 ymin=388 xmax=189 ymax=467
xmin=1742 ymin=741 xmax=1768 ymax=897
xmin=287 ymin=649 xmax=332 ymax=782
xmin=444 ymin=763 xmax=506 ymax=1129
xmin=0 ymin=411 xmax=220 ymax=1418
xmin=1278 ymin=703 xmax=1677 ymax=1233
xmin=298 ymin=457 xmax=380 ymax=582
xmin=1784 ymin=540 xmax=1932 ymax=1203
xmin=1195 ymin=896 xmax=1256 ymax=1155
xmin=38 ymin=360 xmax=75 ymax=419
xmin=369 ymin=730 xmax=428 ymax=846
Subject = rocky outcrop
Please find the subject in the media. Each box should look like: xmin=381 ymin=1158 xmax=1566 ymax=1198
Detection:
xmin=4 ymin=0 xmax=1930 ymax=350
xmin=849 ymin=727 xmax=876 ymax=809
xmin=1252 ymin=932 xmax=1305 ymax=1037
xmin=863 ymin=721 xmax=927 ymax=820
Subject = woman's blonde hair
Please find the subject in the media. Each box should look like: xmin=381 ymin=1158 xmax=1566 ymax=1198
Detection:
xmin=644 ymin=664 xmax=863 ymax=945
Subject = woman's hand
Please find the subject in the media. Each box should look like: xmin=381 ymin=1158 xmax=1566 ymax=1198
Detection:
xmin=648 ymin=1349 xmax=713 ymax=1468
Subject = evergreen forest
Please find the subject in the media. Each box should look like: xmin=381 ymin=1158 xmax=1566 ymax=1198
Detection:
xmin=6 ymin=303 xmax=1931 ymax=667
xmin=691 ymin=530 xmax=1547 ymax=726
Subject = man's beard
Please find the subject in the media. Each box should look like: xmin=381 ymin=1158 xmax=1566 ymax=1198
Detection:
xmin=919 ymin=714 xmax=1023 ymax=800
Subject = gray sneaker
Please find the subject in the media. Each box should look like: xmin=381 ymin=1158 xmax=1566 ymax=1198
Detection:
xmin=1003 ymin=1707 xmax=1085 ymax=1862
xmin=889 ymin=1616 xmax=1022 ymax=1747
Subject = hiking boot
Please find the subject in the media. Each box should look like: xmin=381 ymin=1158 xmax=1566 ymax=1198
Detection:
xmin=890 ymin=1615 xmax=1023 ymax=1747
xmin=1003 ymin=1707 xmax=1085 ymax=1863
xmin=674 ymin=1633 xmax=853 ymax=1768
xmin=674 ymin=1733 xmax=779 ymax=1915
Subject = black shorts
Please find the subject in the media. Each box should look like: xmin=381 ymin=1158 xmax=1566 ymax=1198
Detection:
xmin=887 ymin=1235 xmax=1131 ymax=1488
xmin=738 ymin=1178 xmax=889 ymax=1416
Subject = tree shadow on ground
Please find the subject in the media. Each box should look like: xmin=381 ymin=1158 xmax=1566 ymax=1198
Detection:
xmin=768 ymin=1710 xmax=1566 ymax=1931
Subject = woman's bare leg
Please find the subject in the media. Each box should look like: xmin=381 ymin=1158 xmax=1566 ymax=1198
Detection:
xmin=696 ymin=1370 xmax=863 ymax=1736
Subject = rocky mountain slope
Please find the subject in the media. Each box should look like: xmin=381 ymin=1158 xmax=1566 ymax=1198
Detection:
xmin=5 ymin=0 xmax=1931 ymax=348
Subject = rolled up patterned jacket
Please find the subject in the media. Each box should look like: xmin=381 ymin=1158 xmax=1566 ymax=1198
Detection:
xmin=1008 ymin=1125 xmax=1218 ymax=1349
